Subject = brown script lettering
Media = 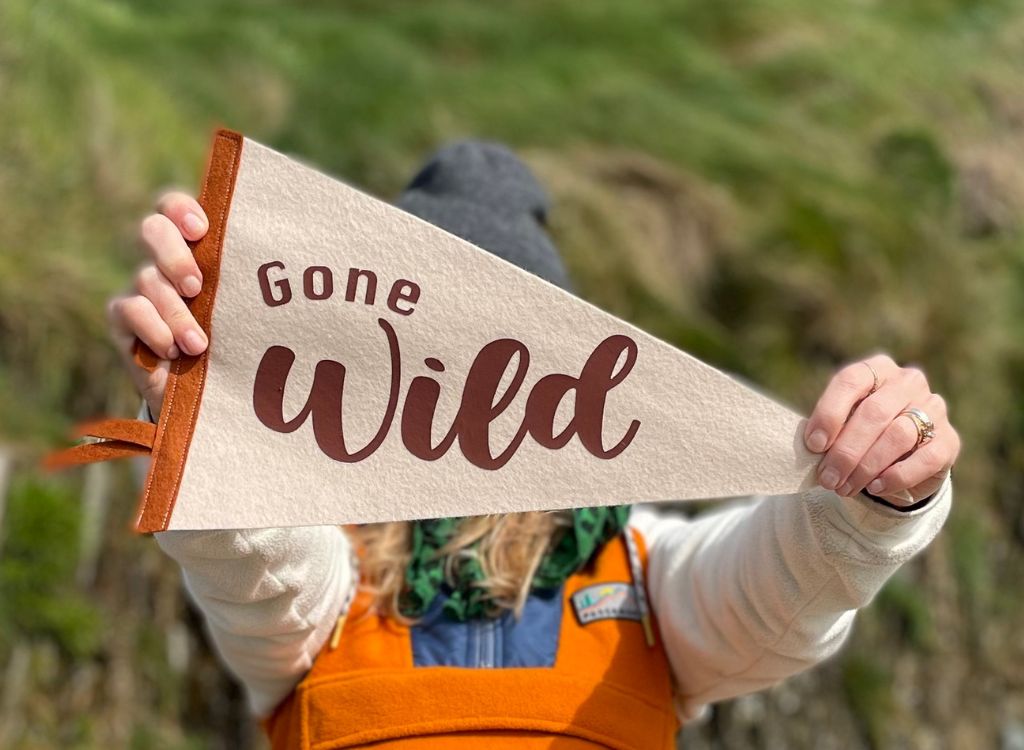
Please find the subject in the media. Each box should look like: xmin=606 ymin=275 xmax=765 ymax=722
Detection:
xmin=252 ymin=319 xmax=640 ymax=469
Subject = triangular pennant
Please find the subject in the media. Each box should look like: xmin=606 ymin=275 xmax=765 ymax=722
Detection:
xmin=81 ymin=130 xmax=821 ymax=531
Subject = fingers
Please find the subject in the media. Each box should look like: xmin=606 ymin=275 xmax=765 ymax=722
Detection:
xmin=155 ymin=191 xmax=209 ymax=242
xmin=803 ymin=354 xmax=899 ymax=454
xmin=838 ymin=393 xmax=946 ymax=497
xmin=139 ymin=213 xmax=204 ymax=298
xmin=117 ymin=190 xmax=210 ymax=361
xmin=137 ymin=360 xmax=171 ymax=419
xmin=108 ymin=286 xmax=181 ymax=419
xmin=108 ymin=193 xmax=208 ymax=414
xmin=139 ymin=191 xmax=208 ymax=297
xmin=868 ymin=428 xmax=960 ymax=500
xmin=108 ymin=294 xmax=178 ymax=361
xmin=134 ymin=266 xmax=208 ymax=356
xmin=816 ymin=367 xmax=930 ymax=493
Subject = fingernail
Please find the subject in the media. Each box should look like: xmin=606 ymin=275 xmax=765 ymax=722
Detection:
xmin=820 ymin=467 xmax=840 ymax=490
xmin=183 ymin=213 xmax=206 ymax=235
xmin=183 ymin=329 xmax=206 ymax=355
xmin=838 ymin=483 xmax=852 ymax=497
xmin=807 ymin=430 xmax=828 ymax=453
xmin=181 ymin=275 xmax=202 ymax=297
xmin=167 ymin=344 xmax=180 ymax=360
xmin=868 ymin=479 xmax=884 ymax=494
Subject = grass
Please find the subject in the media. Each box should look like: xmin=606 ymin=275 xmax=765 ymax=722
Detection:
xmin=842 ymin=653 xmax=894 ymax=748
xmin=0 ymin=479 xmax=104 ymax=659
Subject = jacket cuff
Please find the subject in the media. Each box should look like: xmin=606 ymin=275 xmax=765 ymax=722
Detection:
xmin=857 ymin=470 xmax=952 ymax=518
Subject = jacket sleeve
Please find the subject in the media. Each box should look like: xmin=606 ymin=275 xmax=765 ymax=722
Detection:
xmin=134 ymin=402 xmax=355 ymax=717
xmin=154 ymin=525 xmax=354 ymax=718
xmin=630 ymin=472 xmax=952 ymax=722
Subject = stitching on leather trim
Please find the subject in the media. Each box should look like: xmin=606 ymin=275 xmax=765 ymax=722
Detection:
xmin=137 ymin=130 xmax=243 ymax=531
xmin=161 ymin=132 xmax=242 ymax=529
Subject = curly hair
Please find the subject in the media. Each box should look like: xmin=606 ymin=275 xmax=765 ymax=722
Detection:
xmin=348 ymin=511 xmax=574 ymax=622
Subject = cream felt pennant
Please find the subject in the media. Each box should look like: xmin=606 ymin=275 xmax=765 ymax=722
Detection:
xmin=54 ymin=130 xmax=820 ymax=531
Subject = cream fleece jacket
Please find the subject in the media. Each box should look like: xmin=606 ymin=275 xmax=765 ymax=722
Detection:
xmin=140 ymin=389 xmax=954 ymax=717
xmin=152 ymin=472 xmax=951 ymax=721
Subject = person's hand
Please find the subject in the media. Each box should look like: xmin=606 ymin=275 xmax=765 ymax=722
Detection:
xmin=803 ymin=354 xmax=960 ymax=507
xmin=107 ymin=192 xmax=210 ymax=418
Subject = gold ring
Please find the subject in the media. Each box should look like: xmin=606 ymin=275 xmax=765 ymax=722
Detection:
xmin=899 ymin=407 xmax=935 ymax=448
xmin=863 ymin=361 xmax=880 ymax=394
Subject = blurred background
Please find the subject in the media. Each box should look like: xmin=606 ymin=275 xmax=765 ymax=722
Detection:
xmin=1 ymin=0 xmax=1022 ymax=747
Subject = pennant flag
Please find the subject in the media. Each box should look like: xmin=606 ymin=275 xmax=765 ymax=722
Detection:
xmin=51 ymin=130 xmax=819 ymax=531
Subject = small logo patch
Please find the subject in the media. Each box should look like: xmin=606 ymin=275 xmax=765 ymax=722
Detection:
xmin=571 ymin=582 xmax=641 ymax=625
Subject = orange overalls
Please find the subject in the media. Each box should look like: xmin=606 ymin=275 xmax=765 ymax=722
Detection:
xmin=263 ymin=529 xmax=679 ymax=749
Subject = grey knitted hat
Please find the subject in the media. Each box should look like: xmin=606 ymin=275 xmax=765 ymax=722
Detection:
xmin=396 ymin=141 xmax=573 ymax=292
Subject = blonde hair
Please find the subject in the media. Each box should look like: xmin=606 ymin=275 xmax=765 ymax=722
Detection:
xmin=349 ymin=511 xmax=574 ymax=622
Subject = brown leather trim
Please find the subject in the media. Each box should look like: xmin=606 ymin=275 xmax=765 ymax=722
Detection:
xmin=132 ymin=338 xmax=162 ymax=373
xmin=43 ymin=440 xmax=152 ymax=470
xmin=73 ymin=417 xmax=156 ymax=448
xmin=135 ymin=129 xmax=243 ymax=533
xmin=43 ymin=418 xmax=156 ymax=470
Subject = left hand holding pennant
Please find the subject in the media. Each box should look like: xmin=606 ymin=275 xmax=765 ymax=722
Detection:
xmin=803 ymin=354 xmax=960 ymax=506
